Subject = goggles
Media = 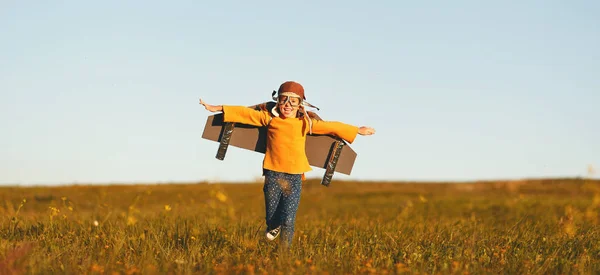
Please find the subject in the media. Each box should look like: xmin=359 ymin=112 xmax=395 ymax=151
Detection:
xmin=271 ymin=91 xmax=320 ymax=110
xmin=277 ymin=95 xmax=301 ymax=107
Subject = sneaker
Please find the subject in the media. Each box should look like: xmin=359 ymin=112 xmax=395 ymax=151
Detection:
xmin=266 ymin=226 xmax=281 ymax=241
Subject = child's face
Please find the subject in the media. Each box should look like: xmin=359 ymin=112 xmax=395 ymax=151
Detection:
xmin=277 ymin=95 xmax=301 ymax=118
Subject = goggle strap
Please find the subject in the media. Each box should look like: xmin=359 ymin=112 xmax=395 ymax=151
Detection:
xmin=302 ymin=101 xmax=320 ymax=111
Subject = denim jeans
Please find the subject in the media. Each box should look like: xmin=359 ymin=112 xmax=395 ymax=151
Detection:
xmin=263 ymin=169 xmax=302 ymax=246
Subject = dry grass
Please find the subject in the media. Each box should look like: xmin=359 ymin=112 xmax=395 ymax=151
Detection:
xmin=1 ymin=177 xmax=599 ymax=274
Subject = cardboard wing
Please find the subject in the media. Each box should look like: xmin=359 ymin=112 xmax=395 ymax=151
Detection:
xmin=201 ymin=102 xmax=357 ymax=186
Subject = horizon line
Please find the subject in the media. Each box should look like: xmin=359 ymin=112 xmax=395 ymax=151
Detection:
xmin=1 ymin=175 xmax=598 ymax=188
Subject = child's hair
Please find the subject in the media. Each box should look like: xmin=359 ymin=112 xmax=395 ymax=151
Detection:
xmin=298 ymin=104 xmax=319 ymax=134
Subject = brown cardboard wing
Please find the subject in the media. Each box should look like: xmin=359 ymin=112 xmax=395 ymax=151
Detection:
xmin=201 ymin=105 xmax=357 ymax=175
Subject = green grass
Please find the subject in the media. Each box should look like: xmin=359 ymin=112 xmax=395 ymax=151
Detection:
xmin=1 ymin=178 xmax=599 ymax=274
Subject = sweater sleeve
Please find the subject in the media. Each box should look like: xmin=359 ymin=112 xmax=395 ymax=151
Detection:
xmin=310 ymin=120 xmax=359 ymax=144
xmin=222 ymin=105 xmax=271 ymax=127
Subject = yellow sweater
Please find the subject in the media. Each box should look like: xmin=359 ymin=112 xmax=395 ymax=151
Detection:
xmin=222 ymin=105 xmax=358 ymax=176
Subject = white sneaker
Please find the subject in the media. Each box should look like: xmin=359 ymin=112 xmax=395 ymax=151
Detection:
xmin=266 ymin=226 xmax=281 ymax=241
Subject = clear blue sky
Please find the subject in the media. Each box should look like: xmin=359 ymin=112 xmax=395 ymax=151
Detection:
xmin=1 ymin=1 xmax=598 ymax=185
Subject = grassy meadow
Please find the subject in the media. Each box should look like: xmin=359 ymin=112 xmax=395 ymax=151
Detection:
xmin=1 ymin=177 xmax=599 ymax=274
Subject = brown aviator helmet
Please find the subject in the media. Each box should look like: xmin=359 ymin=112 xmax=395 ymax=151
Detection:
xmin=271 ymin=81 xmax=319 ymax=110
xmin=277 ymin=81 xmax=306 ymax=99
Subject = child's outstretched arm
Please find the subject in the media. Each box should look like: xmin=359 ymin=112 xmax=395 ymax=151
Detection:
xmin=199 ymin=98 xmax=270 ymax=127
xmin=311 ymin=120 xmax=375 ymax=144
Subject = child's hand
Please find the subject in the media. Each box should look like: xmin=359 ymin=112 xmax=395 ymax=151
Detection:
xmin=199 ymin=98 xmax=222 ymax=112
xmin=358 ymin=126 xmax=376 ymax=136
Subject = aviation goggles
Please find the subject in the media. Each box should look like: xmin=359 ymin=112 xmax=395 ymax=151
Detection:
xmin=277 ymin=95 xmax=301 ymax=107
xmin=271 ymin=91 xmax=320 ymax=110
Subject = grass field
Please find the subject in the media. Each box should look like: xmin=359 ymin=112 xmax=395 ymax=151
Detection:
xmin=1 ymin=177 xmax=599 ymax=274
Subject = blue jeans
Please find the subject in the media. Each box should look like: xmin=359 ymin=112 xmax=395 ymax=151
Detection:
xmin=263 ymin=169 xmax=302 ymax=246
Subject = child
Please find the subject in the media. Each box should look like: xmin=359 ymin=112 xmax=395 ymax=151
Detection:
xmin=199 ymin=81 xmax=375 ymax=247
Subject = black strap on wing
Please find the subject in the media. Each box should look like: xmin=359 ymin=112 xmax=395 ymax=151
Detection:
xmin=321 ymin=139 xmax=345 ymax=186
xmin=216 ymin=122 xmax=235 ymax=160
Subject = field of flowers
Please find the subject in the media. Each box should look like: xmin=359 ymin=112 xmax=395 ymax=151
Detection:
xmin=1 ymin=178 xmax=599 ymax=274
